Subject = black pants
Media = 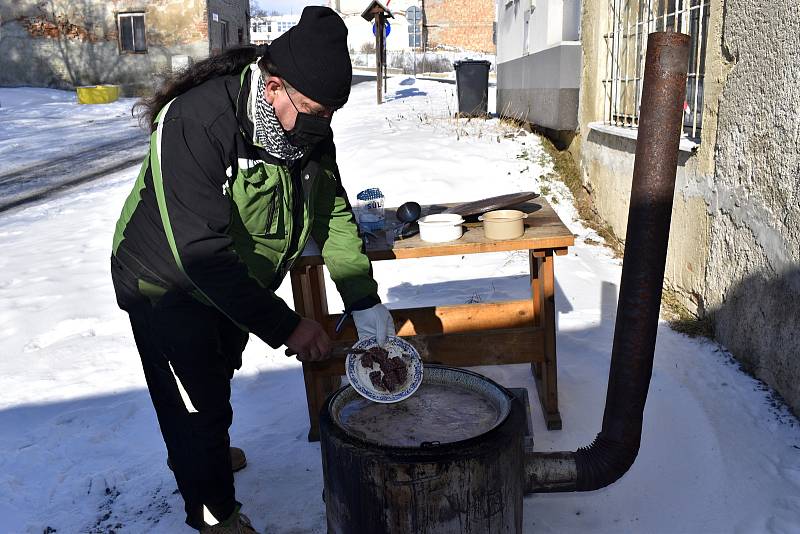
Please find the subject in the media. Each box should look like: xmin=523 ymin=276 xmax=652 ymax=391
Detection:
xmin=112 ymin=257 xmax=249 ymax=529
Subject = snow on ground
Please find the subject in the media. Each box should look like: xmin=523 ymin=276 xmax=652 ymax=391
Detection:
xmin=0 ymin=88 xmax=143 ymax=176
xmin=0 ymin=78 xmax=798 ymax=534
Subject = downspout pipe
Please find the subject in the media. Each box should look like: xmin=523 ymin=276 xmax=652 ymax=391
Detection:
xmin=525 ymin=31 xmax=691 ymax=493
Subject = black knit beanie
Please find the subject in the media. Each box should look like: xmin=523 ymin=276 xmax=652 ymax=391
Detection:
xmin=268 ymin=6 xmax=352 ymax=109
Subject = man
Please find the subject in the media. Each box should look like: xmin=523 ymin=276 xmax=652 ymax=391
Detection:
xmin=111 ymin=7 xmax=394 ymax=532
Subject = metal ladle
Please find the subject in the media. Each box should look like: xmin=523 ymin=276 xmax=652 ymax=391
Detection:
xmin=394 ymin=201 xmax=421 ymax=239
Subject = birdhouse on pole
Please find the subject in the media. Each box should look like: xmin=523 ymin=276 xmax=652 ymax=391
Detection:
xmin=361 ymin=0 xmax=393 ymax=104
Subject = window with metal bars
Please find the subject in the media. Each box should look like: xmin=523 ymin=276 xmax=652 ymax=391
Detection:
xmin=118 ymin=13 xmax=147 ymax=53
xmin=603 ymin=0 xmax=709 ymax=141
xmin=406 ymin=6 xmax=422 ymax=48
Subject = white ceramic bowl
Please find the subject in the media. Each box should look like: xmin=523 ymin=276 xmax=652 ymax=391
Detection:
xmin=417 ymin=213 xmax=464 ymax=243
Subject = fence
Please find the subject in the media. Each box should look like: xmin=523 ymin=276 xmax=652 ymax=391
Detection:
xmin=350 ymin=50 xmax=496 ymax=76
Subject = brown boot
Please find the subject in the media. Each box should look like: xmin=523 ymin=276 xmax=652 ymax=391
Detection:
xmin=229 ymin=446 xmax=247 ymax=472
xmin=200 ymin=511 xmax=258 ymax=534
xmin=167 ymin=447 xmax=247 ymax=473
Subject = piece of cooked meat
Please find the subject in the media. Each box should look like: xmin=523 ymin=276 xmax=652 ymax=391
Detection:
xmin=361 ymin=346 xmax=409 ymax=393
xmin=361 ymin=346 xmax=389 ymax=369
xmin=381 ymin=364 xmax=408 ymax=392
xmin=369 ymin=370 xmax=384 ymax=390
xmin=360 ymin=351 xmax=375 ymax=368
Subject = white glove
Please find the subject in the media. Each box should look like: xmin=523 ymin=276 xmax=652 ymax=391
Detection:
xmin=352 ymin=303 xmax=396 ymax=346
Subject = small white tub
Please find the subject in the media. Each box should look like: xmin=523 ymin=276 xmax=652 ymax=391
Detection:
xmin=478 ymin=210 xmax=528 ymax=240
xmin=418 ymin=214 xmax=464 ymax=243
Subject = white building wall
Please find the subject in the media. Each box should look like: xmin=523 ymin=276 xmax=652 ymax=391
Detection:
xmin=561 ymin=0 xmax=580 ymax=40
xmin=529 ymin=0 xmax=557 ymax=51
xmin=498 ymin=0 xmax=580 ymax=60
xmin=496 ymin=0 xmax=527 ymax=62
xmin=495 ymin=0 xmax=581 ymax=130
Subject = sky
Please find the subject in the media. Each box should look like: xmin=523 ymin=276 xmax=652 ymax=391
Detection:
xmin=254 ymin=0 xmax=326 ymax=15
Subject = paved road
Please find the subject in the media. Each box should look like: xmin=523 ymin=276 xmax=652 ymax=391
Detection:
xmin=352 ymin=73 xmax=376 ymax=86
xmin=0 ymin=72 xmax=440 ymax=213
xmin=0 ymin=135 xmax=147 ymax=213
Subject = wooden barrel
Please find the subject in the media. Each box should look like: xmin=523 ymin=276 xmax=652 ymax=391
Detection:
xmin=319 ymin=365 xmax=526 ymax=534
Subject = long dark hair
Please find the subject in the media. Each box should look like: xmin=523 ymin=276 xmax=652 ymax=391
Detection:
xmin=135 ymin=45 xmax=279 ymax=131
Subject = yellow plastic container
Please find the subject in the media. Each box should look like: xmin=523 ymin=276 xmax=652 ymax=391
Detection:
xmin=76 ymin=85 xmax=121 ymax=105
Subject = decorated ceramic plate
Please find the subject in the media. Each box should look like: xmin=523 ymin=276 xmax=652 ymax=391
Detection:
xmin=345 ymin=336 xmax=423 ymax=403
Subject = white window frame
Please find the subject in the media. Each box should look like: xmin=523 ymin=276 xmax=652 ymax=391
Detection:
xmin=603 ymin=0 xmax=709 ymax=141
xmin=118 ymin=12 xmax=147 ymax=54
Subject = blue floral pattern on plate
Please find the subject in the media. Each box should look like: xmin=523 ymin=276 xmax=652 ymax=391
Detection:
xmin=345 ymin=336 xmax=423 ymax=403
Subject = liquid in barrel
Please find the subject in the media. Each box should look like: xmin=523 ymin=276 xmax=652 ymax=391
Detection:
xmin=339 ymin=383 xmax=501 ymax=447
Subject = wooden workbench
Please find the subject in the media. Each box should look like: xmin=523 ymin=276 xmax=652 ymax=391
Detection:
xmin=290 ymin=199 xmax=574 ymax=441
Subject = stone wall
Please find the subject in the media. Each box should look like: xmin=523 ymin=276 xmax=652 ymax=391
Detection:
xmin=706 ymin=0 xmax=800 ymax=411
xmin=577 ymin=0 xmax=800 ymax=414
xmin=0 ymin=0 xmax=215 ymax=95
xmin=424 ymin=0 xmax=495 ymax=53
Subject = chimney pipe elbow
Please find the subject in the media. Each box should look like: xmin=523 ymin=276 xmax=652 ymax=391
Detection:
xmin=574 ymin=434 xmax=639 ymax=491
xmin=525 ymin=435 xmax=639 ymax=493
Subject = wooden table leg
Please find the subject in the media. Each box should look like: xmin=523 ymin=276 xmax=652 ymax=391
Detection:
xmin=529 ymin=251 xmax=543 ymax=381
xmin=530 ymin=250 xmax=562 ymax=430
xmin=290 ymin=265 xmax=340 ymax=442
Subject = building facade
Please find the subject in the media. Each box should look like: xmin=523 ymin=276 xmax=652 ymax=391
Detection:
xmin=496 ymin=0 xmax=581 ymax=130
xmin=577 ymin=0 xmax=799 ymax=414
xmin=424 ymin=0 xmax=496 ymax=54
xmin=0 ymin=0 xmax=250 ymax=95
xmin=250 ymin=14 xmax=299 ymax=46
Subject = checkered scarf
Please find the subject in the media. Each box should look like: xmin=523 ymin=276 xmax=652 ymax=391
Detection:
xmin=252 ymin=70 xmax=305 ymax=162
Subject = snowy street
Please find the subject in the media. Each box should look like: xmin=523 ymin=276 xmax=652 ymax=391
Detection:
xmin=0 ymin=90 xmax=146 ymax=212
xmin=0 ymin=78 xmax=798 ymax=533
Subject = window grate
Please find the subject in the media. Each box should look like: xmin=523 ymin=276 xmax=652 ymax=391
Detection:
xmin=603 ymin=0 xmax=709 ymax=141
xmin=406 ymin=6 xmax=422 ymax=48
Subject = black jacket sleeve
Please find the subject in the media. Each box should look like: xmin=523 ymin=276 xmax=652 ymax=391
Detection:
xmin=155 ymin=115 xmax=300 ymax=347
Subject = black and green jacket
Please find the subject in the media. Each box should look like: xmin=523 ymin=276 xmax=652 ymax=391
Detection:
xmin=111 ymin=66 xmax=378 ymax=348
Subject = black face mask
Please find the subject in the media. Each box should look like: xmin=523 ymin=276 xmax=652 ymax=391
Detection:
xmin=284 ymin=89 xmax=332 ymax=148
xmin=287 ymin=111 xmax=332 ymax=148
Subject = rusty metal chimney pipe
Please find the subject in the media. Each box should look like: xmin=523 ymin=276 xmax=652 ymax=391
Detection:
xmin=525 ymin=31 xmax=691 ymax=493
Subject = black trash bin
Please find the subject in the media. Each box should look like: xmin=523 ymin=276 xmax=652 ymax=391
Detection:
xmin=454 ymin=59 xmax=491 ymax=118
